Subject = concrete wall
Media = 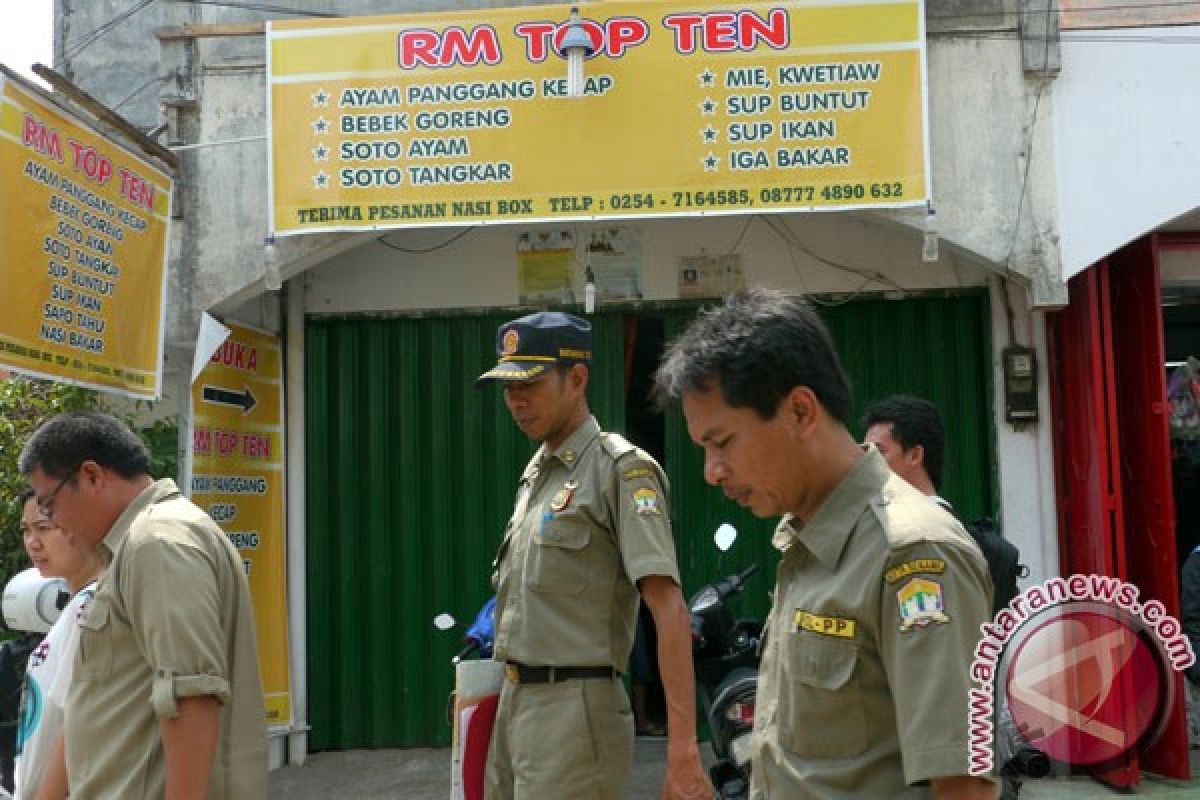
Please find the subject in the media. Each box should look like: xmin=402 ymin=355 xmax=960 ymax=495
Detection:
xmin=1054 ymin=26 xmax=1200 ymax=278
xmin=304 ymin=213 xmax=989 ymax=313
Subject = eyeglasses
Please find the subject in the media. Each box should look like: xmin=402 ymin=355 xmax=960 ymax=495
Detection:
xmin=37 ymin=464 xmax=81 ymax=518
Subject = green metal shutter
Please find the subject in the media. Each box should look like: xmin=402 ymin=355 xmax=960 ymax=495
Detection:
xmin=304 ymin=294 xmax=991 ymax=749
xmin=662 ymin=292 xmax=995 ymax=622
xmin=305 ymin=312 xmax=625 ymax=749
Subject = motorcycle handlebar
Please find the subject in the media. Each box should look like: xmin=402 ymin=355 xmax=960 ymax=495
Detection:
xmin=452 ymin=639 xmax=481 ymax=665
xmin=736 ymin=564 xmax=760 ymax=585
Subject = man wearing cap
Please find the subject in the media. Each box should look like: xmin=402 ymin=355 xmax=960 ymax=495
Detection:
xmin=477 ymin=312 xmax=711 ymax=800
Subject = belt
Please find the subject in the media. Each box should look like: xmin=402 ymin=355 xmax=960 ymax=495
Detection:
xmin=504 ymin=662 xmax=618 ymax=685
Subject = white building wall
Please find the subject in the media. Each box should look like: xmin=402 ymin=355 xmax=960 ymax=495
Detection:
xmin=1054 ymin=26 xmax=1200 ymax=278
xmin=304 ymin=213 xmax=988 ymax=313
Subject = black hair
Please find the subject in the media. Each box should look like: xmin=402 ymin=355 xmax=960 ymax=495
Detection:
xmin=16 ymin=486 xmax=35 ymax=512
xmin=18 ymin=411 xmax=151 ymax=480
xmin=654 ymin=288 xmax=852 ymax=424
xmin=863 ymin=395 xmax=945 ymax=489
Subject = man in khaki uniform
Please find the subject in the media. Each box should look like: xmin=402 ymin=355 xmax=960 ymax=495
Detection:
xmin=655 ymin=290 xmax=997 ymax=799
xmin=20 ymin=411 xmax=266 ymax=799
xmin=477 ymin=312 xmax=710 ymax=800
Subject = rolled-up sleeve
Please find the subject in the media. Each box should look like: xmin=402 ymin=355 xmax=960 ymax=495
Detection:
xmin=123 ymin=532 xmax=230 ymax=719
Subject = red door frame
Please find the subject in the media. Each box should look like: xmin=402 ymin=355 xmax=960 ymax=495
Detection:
xmin=1048 ymin=261 xmax=1139 ymax=789
xmin=1048 ymin=233 xmax=1187 ymax=784
xmin=1109 ymin=235 xmax=1188 ymax=780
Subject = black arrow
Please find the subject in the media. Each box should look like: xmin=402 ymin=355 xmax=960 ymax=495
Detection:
xmin=202 ymin=384 xmax=257 ymax=414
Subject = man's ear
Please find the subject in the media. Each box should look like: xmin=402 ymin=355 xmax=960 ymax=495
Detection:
xmin=77 ymin=460 xmax=103 ymax=489
xmin=571 ymin=363 xmax=589 ymax=393
xmin=784 ymin=386 xmax=820 ymax=435
xmin=906 ymin=443 xmax=925 ymax=469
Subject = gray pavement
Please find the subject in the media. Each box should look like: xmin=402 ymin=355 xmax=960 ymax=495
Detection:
xmin=268 ymin=740 xmax=1200 ymax=799
xmin=268 ymin=737 xmax=677 ymax=800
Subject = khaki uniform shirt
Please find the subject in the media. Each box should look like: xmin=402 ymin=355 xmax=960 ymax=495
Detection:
xmin=492 ymin=416 xmax=681 ymax=670
xmin=750 ymin=449 xmax=993 ymax=800
xmin=66 ymin=479 xmax=267 ymax=799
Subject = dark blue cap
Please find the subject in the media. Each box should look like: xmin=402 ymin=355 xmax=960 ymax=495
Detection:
xmin=476 ymin=312 xmax=592 ymax=386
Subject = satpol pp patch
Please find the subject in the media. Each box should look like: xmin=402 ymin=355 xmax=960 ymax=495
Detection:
xmin=794 ymin=610 xmax=857 ymax=639
xmin=897 ymin=577 xmax=950 ymax=632
xmin=622 ymin=467 xmax=654 ymax=482
xmin=884 ymin=558 xmax=946 ymax=583
xmin=632 ymin=487 xmax=661 ymax=515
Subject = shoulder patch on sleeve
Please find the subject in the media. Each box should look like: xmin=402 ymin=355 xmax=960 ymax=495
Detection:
xmin=897 ymin=577 xmax=950 ymax=632
xmin=632 ymin=487 xmax=662 ymax=515
xmin=884 ymin=558 xmax=946 ymax=583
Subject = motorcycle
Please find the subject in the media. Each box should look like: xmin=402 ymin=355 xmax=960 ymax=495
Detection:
xmin=437 ymin=596 xmax=497 ymax=664
xmin=434 ymin=598 xmax=502 ymax=800
xmin=688 ymin=525 xmax=761 ymax=800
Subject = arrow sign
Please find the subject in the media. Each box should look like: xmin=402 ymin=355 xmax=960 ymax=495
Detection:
xmin=202 ymin=384 xmax=257 ymax=414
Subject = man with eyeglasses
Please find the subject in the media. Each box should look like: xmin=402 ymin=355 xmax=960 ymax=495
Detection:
xmin=18 ymin=411 xmax=267 ymax=799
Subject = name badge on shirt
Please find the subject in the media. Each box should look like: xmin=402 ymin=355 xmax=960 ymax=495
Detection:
xmin=793 ymin=610 xmax=857 ymax=639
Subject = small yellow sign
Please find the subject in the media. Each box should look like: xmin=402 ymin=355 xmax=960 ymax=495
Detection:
xmin=794 ymin=610 xmax=857 ymax=639
xmin=884 ymin=558 xmax=946 ymax=583
xmin=0 ymin=72 xmax=171 ymax=398
xmin=190 ymin=323 xmax=292 ymax=727
xmin=268 ymin=0 xmax=928 ymax=235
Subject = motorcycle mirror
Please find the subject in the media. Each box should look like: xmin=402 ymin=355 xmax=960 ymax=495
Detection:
xmin=714 ymin=523 xmax=738 ymax=552
xmin=433 ymin=613 xmax=457 ymax=631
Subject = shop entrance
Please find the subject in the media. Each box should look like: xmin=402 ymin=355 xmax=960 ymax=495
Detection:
xmin=1048 ymin=233 xmax=1193 ymax=787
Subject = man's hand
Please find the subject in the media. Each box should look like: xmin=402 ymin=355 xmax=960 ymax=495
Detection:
xmin=640 ymin=575 xmax=715 ymax=800
xmin=664 ymin=737 xmax=714 ymax=799
xmin=931 ymin=775 xmax=999 ymax=799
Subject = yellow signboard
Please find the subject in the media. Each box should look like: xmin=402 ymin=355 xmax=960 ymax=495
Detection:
xmin=268 ymin=0 xmax=928 ymax=235
xmin=190 ymin=323 xmax=291 ymax=728
xmin=0 ymin=71 xmax=171 ymax=398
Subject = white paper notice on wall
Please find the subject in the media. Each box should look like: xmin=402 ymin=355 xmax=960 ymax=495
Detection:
xmin=678 ymin=253 xmax=745 ymax=298
xmin=588 ymin=226 xmax=643 ymax=302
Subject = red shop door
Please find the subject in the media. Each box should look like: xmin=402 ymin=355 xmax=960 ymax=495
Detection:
xmin=1048 ymin=235 xmax=1185 ymax=787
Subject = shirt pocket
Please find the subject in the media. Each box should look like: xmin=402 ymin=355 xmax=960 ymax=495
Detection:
xmin=76 ymin=597 xmax=114 ymax=681
xmin=530 ymin=517 xmax=591 ymax=595
xmin=780 ymin=634 xmax=867 ymax=758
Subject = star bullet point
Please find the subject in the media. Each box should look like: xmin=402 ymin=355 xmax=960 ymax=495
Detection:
xmin=702 ymin=125 xmax=718 ymax=143
xmin=703 ymin=153 xmax=719 ymax=172
xmin=700 ymin=98 xmax=716 ymax=116
xmin=312 ymin=88 xmax=329 ymax=108
xmin=313 ymin=143 xmax=330 ymax=161
xmin=698 ymin=69 xmax=715 ymax=87
xmin=313 ymin=171 xmax=330 ymax=189
xmin=312 ymin=117 xmax=329 ymax=135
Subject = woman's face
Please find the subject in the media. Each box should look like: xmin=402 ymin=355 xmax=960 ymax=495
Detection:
xmin=20 ymin=496 xmax=84 ymax=580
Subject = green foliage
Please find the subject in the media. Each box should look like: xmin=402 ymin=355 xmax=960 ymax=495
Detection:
xmin=0 ymin=376 xmax=179 ymax=592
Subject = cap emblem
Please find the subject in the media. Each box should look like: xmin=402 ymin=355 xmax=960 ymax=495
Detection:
xmin=501 ymin=328 xmax=520 ymax=356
